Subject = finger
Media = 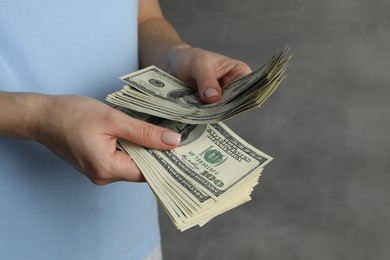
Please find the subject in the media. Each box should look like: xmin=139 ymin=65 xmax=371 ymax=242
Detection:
xmin=89 ymin=149 xmax=145 ymax=184
xmin=220 ymin=62 xmax=252 ymax=87
xmin=191 ymin=63 xmax=223 ymax=104
xmin=111 ymin=149 xmax=146 ymax=182
xmin=110 ymin=110 xmax=181 ymax=149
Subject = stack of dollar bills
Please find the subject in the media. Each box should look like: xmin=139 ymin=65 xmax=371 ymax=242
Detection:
xmin=107 ymin=49 xmax=290 ymax=231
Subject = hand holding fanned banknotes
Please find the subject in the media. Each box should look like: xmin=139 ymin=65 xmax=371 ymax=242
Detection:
xmin=106 ymin=48 xmax=290 ymax=231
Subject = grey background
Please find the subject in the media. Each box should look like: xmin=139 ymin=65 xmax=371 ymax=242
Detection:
xmin=159 ymin=0 xmax=390 ymax=259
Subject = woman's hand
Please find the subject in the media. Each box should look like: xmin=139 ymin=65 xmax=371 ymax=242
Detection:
xmin=162 ymin=45 xmax=252 ymax=104
xmin=0 ymin=93 xmax=181 ymax=184
xmin=138 ymin=0 xmax=251 ymax=104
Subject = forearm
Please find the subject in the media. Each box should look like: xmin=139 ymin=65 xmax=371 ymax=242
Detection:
xmin=138 ymin=0 xmax=189 ymax=70
xmin=0 ymin=92 xmax=49 ymax=140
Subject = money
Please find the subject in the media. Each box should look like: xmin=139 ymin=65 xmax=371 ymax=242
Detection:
xmin=116 ymin=108 xmax=272 ymax=231
xmin=107 ymin=49 xmax=290 ymax=124
xmin=106 ymin=49 xmax=289 ymax=230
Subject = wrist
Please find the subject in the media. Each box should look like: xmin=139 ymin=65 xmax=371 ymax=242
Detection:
xmin=25 ymin=93 xmax=55 ymax=142
xmin=0 ymin=92 xmax=53 ymax=141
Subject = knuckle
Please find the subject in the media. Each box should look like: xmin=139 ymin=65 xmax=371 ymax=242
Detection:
xmin=88 ymin=176 xmax=110 ymax=186
xmin=138 ymin=123 xmax=157 ymax=145
xmin=87 ymin=166 xmax=115 ymax=185
xmin=235 ymin=62 xmax=251 ymax=75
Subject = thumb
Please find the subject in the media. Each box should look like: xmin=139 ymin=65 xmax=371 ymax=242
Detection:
xmin=192 ymin=63 xmax=222 ymax=104
xmin=111 ymin=110 xmax=181 ymax=150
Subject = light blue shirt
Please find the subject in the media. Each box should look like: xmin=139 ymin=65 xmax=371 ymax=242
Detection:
xmin=0 ymin=1 xmax=161 ymax=259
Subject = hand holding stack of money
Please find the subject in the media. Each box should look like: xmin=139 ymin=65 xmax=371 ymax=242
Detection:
xmin=107 ymin=50 xmax=289 ymax=124
xmin=107 ymin=49 xmax=290 ymax=231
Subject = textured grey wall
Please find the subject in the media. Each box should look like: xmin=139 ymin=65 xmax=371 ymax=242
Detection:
xmin=159 ymin=1 xmax=390 ymax=259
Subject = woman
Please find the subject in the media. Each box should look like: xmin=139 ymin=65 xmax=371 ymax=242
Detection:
xmin=0 ymin=0 xmax=251 ymax=258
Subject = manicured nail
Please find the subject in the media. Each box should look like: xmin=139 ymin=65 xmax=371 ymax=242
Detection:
xmin=204 ymin=88 xmax=219 ymax=98
xmin=161 ymin=131 xmax=181 ymax=146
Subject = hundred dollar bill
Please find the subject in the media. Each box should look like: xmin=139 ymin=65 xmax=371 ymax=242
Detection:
xmin=106 ymin=49 xmax=289 ymax=230
xmin=106 ymin=48 xmax=290 ymax=124
xmin=116 ymin=108 xmax=272 ymax=231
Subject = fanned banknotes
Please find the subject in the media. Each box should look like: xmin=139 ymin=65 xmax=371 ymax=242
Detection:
xmin=106 ymin=49 xmax=290 ymax=231
xmin=107 ymin=49 xmax=290 ymax=124
xmin=115 ymin=108 xmax=272 ymax=231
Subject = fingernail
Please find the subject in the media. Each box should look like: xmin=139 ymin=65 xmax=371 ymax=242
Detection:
xmin=161 ymin=131 xmax=181 ymax=146
xmin=204 ymin=88 xmax=219 ymax=98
